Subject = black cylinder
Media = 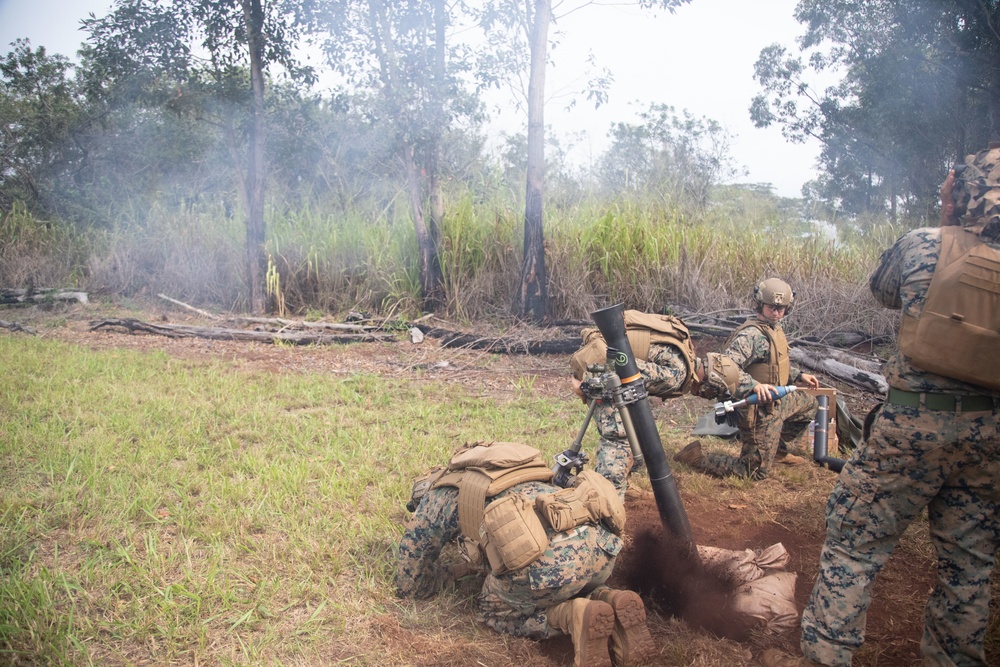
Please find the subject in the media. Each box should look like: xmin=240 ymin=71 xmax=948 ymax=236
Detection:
xmin=590 ymin=304 xmax=696 ymax=547
xmin=812 ymin=395 xmax=845 ymax=472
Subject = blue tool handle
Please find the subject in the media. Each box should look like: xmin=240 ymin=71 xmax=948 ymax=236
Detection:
xmin=744 ymin=384 xmax=797 ymax=405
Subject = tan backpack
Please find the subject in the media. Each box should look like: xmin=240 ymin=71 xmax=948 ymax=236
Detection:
xmin=569 ymin=311 xmax=696 ymax=396
xmin=426 ymin=441 xmax=553 ymax=572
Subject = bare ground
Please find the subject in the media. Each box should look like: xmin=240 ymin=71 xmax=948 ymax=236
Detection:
xmin=6 ymin=300 xmax=993 ymax=667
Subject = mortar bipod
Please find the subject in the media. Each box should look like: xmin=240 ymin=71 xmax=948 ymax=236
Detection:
xmin=551 ymin=347 xmax=647 ymax=488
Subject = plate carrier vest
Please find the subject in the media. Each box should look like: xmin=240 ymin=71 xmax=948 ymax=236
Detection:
xmin=898 ymin=226 xmax=1000 ymax=391
xmin=727 ymin=319 xmax=790 ymax=386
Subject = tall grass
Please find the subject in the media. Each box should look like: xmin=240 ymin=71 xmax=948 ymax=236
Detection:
xmin=1 ymin=186 xmax=910 ymax=338
xmin=0 ymin=204 xmax=91 ymax=290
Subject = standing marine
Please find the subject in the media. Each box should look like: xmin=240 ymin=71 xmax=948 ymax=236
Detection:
xmin=674 ymin=278 xmax=821 ymax=479
xmin=762 ymin=144 xmax=1000 ymax=666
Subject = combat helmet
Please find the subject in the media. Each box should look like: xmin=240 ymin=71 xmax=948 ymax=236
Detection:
xmin=952 ymin=141 xmax=1000 ymax=243
xmin=695 ymin=352 xmax=741 ymax=400
xmin=752 ymin=277 xmax=795 ymax=314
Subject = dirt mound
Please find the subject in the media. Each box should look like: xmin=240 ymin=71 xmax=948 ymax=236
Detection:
xmin=613 ymin=488 xmax=936 ymax=665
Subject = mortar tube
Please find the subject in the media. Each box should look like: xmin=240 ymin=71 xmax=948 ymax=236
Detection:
xmin=590 ymin=303 xmax=696 ymax=552
xmin=812 ymin=395 xmax=845 ymax=472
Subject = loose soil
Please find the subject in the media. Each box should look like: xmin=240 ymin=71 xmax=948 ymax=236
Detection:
xmin=6 ymin=301 xmax=994 ymax=667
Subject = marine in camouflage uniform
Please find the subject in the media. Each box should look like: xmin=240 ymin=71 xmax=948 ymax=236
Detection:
xmin=683 ymin=279 xmax=819 ymax=480
xmin=775 ymin=148 xmax=1000 ymax=667
xmin=397 ymin=442 xmax=657 ymax=667
xmin=396 ymin=480 xmax=621 ymax=636
xmin=397 ymin=478 xmax=653 ymax=667
xmin=589 ymin=343 xmax=692 ymax=497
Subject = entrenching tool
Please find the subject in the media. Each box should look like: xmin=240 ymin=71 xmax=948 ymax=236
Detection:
xmin=713 ymin=385 xmax=798 ymax=422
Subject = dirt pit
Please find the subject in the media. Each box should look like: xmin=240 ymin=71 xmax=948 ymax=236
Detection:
xmin=613 ymin=487 xmax=939 ymax=665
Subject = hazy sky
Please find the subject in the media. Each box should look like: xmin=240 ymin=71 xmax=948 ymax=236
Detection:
xmin=0 ymin=0 xmax=824 ymax=197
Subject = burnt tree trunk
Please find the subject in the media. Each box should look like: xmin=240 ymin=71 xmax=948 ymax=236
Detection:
xmin=404 ymin=143 xmax=445 ymax=311
xmin=514 ymin=0 xmax=551 ymax=324
xmin=369 ymin=0 xmax=444 ymax=313
xmin=240 ymin=0 xmax=268 ymax=314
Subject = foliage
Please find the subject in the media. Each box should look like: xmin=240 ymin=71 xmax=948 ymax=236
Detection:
xmin=2 ymin=180 xmax=900 ymax=342
xmin=0 ymin=0 xmax=961 ymax=326
xmin=0 ymin=41 xmax=92 ymax=219
xmin=595 ymin=103 xmax=747 ymax=209
xmin=750 ymin=0 xmax=999 ymax=219
xmin=81 ymin=0 xmax=319 ymax=312
xmin=0 ymin=203 xmax=91 ymax=289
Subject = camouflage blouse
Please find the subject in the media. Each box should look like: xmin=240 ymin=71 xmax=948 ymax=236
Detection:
xmin=723 ymin=318 xmax=803 ymax=398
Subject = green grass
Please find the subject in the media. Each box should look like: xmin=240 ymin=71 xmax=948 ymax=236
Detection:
xmin=0 ymin=336 xmax=581 ymax=665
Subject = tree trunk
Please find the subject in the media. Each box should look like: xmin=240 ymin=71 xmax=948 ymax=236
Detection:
xmin=241 ymin=0 xmax=268 ymax=314
xmin=428 ymin=0 xmax=447 ymax=235
xmin=403 ymin=142 xmax=445 ymax=311
xmin=514 ymin=0 xmax=551 ymax=324
xmin=368 ymin=0 xmax=444 ymax=313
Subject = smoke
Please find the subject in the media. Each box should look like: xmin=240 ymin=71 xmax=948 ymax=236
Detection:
xmin=616 ymin=526 xmax=757 ymax=641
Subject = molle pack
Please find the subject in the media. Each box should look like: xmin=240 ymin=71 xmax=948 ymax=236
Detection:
xmin=570 ymin=310 xmax=696 ymax=397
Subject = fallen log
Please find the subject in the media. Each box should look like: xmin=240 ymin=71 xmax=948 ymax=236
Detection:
xmin=791 ymin=343 xmax=884 ymax=374
xmin=416 ymin=325 xmax=580 ymax=355
xmin=0 ymin=320 xmax=37 ymax=334
xmin=157 ymin=294 xmax=221 ymax=320
xmin=228 ymin=316 xmax=382 ymax=332
xmin=789 ymin=347 xmax=888 ymax=396
xmin=89 ymin=318 xmax=397 ymax=346
xmin=1 ymin=288 xmax=88 ymax=305
xmin=682 ymin=321 xmax=739 ymax=338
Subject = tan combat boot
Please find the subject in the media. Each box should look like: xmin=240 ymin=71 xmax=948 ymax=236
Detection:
xmin=545 ymin=598 xmax=615 ymax=667
xmin=777 ymin=453 xmax=808 ymax=465
xmin=759 ymin=648 xmax=824 ymax=667
xmin=673 ymin=440 xmax=703 ymax=466
xmin=590 ymin=587 xmax=655 ymax=666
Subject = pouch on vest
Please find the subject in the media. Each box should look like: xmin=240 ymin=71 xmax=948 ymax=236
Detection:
xmin=406 ymin=465 xmax=447 ymax=512
xmin=570 ymin=333 xmax=608 ymax=380
xmin=479 ymin=493 xmax=549 ymax=575
xmin=534 ymin=470 xmax=626 ymax=535
xmin=569 ymin=311 xmax=696 ymax=395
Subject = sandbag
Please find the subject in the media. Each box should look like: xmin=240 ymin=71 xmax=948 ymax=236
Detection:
xmin=728 ymin=571 xmax=799 ymax=635
xmin=696 ymin=543 xmax=790 ymax=586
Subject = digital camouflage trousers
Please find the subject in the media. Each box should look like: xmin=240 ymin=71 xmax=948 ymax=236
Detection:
xmin=800 ymin=401 xmax=1000 ymax=667
xmin=698 ymin=389 xmax=817 ymax=479
xmin=476 ymin=524 xmax=621 ymax=639
xmin=592 ymin=403 xmax=636 ymax=499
